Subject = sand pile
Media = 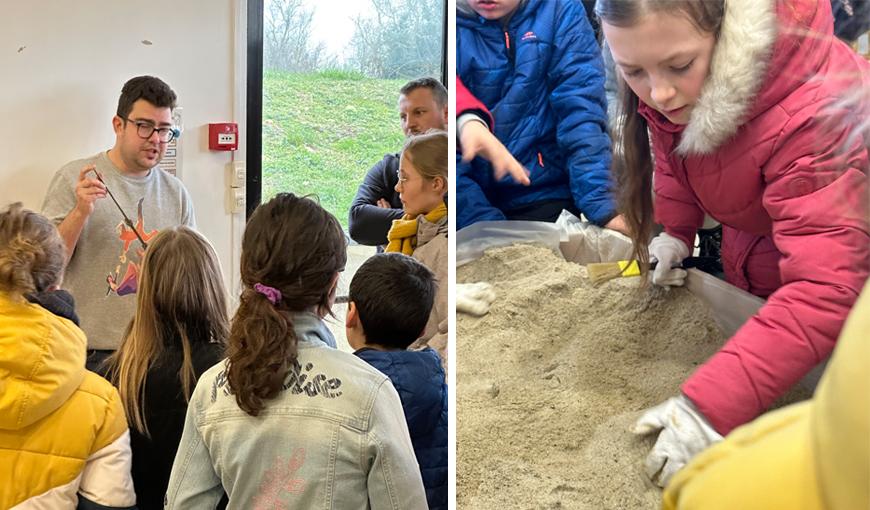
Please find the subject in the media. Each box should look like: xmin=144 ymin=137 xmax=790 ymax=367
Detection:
xmin=458 ymin=243 xmax=732 ymax=509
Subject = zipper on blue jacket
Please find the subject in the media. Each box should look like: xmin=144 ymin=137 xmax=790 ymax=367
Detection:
xmin=504 ymin=30 xmax=516 ymax=64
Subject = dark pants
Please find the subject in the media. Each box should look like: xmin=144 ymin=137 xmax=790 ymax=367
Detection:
xmin=86 ymin=349 xmax=114 ymax=377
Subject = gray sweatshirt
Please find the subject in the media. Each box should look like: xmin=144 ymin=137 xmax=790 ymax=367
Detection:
xmin=41 ymin=151 xmax=195 ymax=349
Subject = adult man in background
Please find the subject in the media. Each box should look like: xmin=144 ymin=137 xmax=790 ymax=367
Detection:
xmin=348 ymin=77 xmax=448 ymax=247
xmin=42 ymin=75 xmax=195 ymax=370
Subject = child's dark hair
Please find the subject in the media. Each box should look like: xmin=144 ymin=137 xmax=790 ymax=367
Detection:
xmin=0 ymin=203 xmax=66 ymax=297
xmin=227 ymin=193 xmax=347 ymax=416
xmin=349 ymin=253 xmax=436 ymax=349
xmin=117 ymin=75 xmax=177 ymax=119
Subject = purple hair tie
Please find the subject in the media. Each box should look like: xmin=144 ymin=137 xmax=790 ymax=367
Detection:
xmin=253 ymin=283 xmax=282 ymax=305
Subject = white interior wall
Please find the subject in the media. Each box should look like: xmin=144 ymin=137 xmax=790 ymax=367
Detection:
xmin=1 ymin=0 xmax=245 ymax=299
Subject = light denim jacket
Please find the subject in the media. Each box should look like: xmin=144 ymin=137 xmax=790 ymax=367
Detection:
xmin=164 ymin=312 xmax=427 ymax=509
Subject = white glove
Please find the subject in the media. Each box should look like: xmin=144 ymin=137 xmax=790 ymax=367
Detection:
xmin=631 ymin=394 xmax=724 ymax=487
xmin=456 ymin=282 xmax=497 ymax=316
xmin=648 ymin=232 xmax=690 ymax=287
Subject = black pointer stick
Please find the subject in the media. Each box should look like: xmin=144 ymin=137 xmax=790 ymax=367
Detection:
xmin=93 ymin=171 xmax=148 ymax=250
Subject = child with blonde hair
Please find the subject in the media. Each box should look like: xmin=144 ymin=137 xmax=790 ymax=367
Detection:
xmin=0 ymin=203 xmax=135 ymax=508
xmin=387 ymin=130 xmax=448 ymax=365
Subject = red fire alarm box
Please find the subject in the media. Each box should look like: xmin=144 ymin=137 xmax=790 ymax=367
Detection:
xmin=209 ymin=123 xmax=238 ymax=151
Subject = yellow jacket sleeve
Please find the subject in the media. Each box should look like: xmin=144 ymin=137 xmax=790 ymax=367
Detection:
xmin=663 ymin=280 xmax=870 ymax=510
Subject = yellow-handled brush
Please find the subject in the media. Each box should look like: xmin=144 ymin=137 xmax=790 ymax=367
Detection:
xmin=586 ymin=257 xmax=716 ymax=285
xmin=586 ymin=260 xmax=648 ymax=284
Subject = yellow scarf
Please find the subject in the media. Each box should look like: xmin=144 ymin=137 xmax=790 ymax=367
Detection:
xmin=385 ymin=202 xmax=447 ymax=255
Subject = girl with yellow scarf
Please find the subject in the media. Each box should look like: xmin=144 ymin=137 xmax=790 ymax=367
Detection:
xmin=386 ymin=130 xmax=448 ymax=371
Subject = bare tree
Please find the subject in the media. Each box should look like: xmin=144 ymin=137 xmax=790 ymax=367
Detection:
xmin=348 ymin=0 xmax=443 ymax=79
xmin=265 ymin=0 xmax=335 ymax=72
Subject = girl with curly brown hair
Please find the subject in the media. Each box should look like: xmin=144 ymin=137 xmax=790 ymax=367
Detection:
xmin=165 ymin=193 xmax=427 ymax=509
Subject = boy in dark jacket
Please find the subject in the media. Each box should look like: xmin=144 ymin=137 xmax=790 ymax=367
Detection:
xmin=346 ymin=253 xmax=448 ymax=510
xmin=457 ymin=0 xmax=628 ymax=234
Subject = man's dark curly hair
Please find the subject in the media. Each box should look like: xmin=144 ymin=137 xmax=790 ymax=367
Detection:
xmin=116 ymin=75 xmax=177 ymax=119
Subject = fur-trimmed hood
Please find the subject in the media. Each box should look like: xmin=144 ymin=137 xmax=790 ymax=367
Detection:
xmin=676 ymin=0 xmax=834 ymax=155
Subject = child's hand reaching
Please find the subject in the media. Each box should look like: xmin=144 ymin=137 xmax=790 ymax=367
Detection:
xmin=604 ymin=214 xmax=631 ymax=236
xmin=459 ymin=119 xmax=531 ymax=186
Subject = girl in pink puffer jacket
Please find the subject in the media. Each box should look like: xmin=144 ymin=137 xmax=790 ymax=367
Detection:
xmin=598 ymin=0 xmax=869 ymax=487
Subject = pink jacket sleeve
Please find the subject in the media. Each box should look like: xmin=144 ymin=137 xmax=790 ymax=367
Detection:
xmin=651 ymin=134 xmax=705 ymax=248
xmin=456 ymin=76 xmax=494 ymax=130
xmin=683 ymin=111 xmax=870 ymax=434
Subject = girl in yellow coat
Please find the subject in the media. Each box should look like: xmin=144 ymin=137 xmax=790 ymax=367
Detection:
xmin=0 ymin=203 xmax=135 ymax=509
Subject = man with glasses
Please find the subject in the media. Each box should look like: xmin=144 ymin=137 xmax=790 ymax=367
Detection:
xmin=348 ymin=77 xmax=448 ymax=248
xmin=42 ymin=75 xmax=195 ymax=371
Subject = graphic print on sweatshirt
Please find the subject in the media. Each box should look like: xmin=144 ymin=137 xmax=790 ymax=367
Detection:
xmin=105 ymin=198 xmax=158 ymax=296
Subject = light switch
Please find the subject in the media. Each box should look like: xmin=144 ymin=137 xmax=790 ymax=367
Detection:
xmin=232 ymin=162 xmax=246 ymax=187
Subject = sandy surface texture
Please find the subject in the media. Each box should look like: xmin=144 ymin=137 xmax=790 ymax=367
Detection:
xmin=458 ymin=243 xmax=733 ymax=509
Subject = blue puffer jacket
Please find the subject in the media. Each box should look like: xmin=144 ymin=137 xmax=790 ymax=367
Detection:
xmin=457 ymin=0 xmax=615 ymax=229
xmin=355 ymin=347 xmax=448 ymax=510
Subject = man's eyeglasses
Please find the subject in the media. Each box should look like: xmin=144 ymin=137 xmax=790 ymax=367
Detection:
xmin=124 ymin=118 xmax=180 ymax=143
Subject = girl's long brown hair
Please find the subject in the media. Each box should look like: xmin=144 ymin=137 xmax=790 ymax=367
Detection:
xmin=596 ymin=0 xmax=725 ymax=270
xmin=227 ymin=193 xmax=347 ymax=416
xmin=107 ymin=227 xmax=229 ymax=436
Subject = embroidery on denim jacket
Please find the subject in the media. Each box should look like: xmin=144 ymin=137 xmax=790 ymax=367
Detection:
xmin=283 ymin=360 xmax=343 ymax=398
xmin=253 ymin=447 xmax=307 ymax=509
xmin=211 ymin=360 xmax=343 ymax=404
xmin=211 ymin=368 xmax=230 ymax=403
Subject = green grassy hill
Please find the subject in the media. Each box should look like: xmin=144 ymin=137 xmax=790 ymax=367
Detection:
xmin=262 ymin=70 xmax=405 ymax=230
